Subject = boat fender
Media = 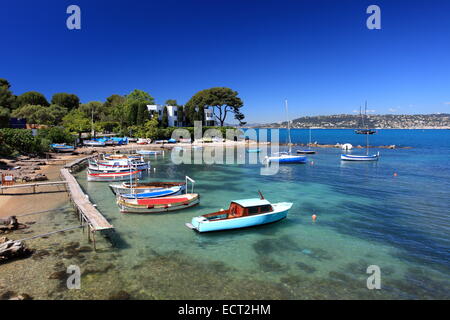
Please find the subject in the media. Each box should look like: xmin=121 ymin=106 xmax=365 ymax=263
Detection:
xmin=147 ymin=205 xmax=154 ymax=209
xmin=312 ymin=214 xmax=317 ymax=222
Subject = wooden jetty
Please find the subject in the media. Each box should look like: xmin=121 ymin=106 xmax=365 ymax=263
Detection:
xmin=60 ymin=168 xmax=113 ymax=232
xmin=0 ymin=181 xmax=68 ymax=194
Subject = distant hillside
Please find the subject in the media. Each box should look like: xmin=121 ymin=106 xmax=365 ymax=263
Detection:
xmin=257 ymin=114 xmax=450 ymax=129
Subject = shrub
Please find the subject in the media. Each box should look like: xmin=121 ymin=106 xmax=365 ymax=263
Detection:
xmin=0 ymin=128 xmax=49 ymax=156
xmin=38 ymin=126 xmax=76 ymax=144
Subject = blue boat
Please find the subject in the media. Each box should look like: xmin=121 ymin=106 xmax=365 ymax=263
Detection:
xmin=264 ymin=100 xmax=307 ymax=164
xmin=186 ymin=193 xmax=293 ymax=233
xmin=51 ymin=144 xmax=75 ymax=152
xmin=83 ymin=140 xmax=105 ymax=147
xmin=341 ymin=153 xmax=379 ymax=161
xmin=265 ymin=152 xmax=307 ymax=164
xmin=121 ymin=186 xmax=183 ymax=199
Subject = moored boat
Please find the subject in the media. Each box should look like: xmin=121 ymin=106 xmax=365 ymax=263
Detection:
xmin=120 ymin=186 xmax=183 ymax=199
xmin=87 ymin=169 xmax=142 ymax=182
xmin=103 ymin=154 xmax=142 ymax=161
xmin=296 ymin=149 xmax=316 ymax=154
xmin=51 ymin=144 xmax=75 ymax=153
xmin=136 ymin=149 xmax=163 ymax=156
xmin=340 ymin=153 xmax=379 ymax=161
xmin=89 ymin=158 xmax=150 ymax=171
xmin=186 ymin=193 xmax=292 ymax=232
xmin=109 ymin=181 xmax=186 ymax=195
xmin=83 ymin=140 xmax=106 ymax=147
xmin=264 ymin=100 xmax=307 ymax=164
xmin=265 ymin=152 xmax=307 ymax=164
xmin=117 ymin=193 xmax=200 ymax=213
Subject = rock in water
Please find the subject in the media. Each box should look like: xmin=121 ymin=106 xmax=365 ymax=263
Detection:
xmin=0 ymin=237 xmax=33 ymax=263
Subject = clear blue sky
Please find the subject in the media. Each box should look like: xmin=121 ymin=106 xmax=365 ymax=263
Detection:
xmin=1 ymin=0 xmax=450 ymax=123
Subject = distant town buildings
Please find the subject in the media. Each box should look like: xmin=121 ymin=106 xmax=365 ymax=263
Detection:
xmin=262 ymin=114 xmax=450 ymax=129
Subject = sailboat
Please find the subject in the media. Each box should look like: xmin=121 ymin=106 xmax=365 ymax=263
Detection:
xmin=341 ymin=117 xmax=379 ymax=161
xmin=296 ymin=127 xmax=316 ymax=154
xmin=355 ymin=102 xmax=376 ymax=135
xmin=264 ymin=100 xmax=307 ymax=164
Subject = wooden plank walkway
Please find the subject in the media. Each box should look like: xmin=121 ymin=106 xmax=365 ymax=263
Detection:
xmin=0 ymin=181 xmax=68 ymax=194
xmin=61 ymin=168 xmax=113 ymax=231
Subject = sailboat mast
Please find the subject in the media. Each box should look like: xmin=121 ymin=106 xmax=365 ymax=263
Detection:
xmin=309 ymin=127 xmax=312 ymax=146
xmin=285 ymin=99 xmax=292 ymax=153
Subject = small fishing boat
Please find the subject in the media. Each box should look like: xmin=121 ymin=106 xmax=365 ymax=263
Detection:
xmin=109 ymin=181 xmax=186 ymax=195
xmin=355 ymin=129 xmax=376 ymax=135
xmin=120 ymin=186 xmax=183 ymax=199
xmin=265 ymin=152 xmax=307 ymax=164
xmin=296 ymin=127 xmax=316 ymax=154
xmin=89 ymin=159 xmax=150 ymax=171
xmin=117 ymin=193 xmax=200 ymax=213
xmin=83 ymin=140 xmax=106 ymax=147
xmin=246 ymin=148 xmax=261 ymax=153
xmin=264 ymin=100 xmax=307 ymax=164
xmin=137 ymin=138 xmax=149 ymax=145
xmin=87 ymin=169 xmax=142 ymax=182
xmin=342 ymin=110 xmax=380 ymax=161
xmin=340 ymin=153 xmax=379 ymax=161
xmin=103 ymin=154 xmax=142 ymax=161
xmin=136 ymin=149 xmax=163 ymax=156
xmin=186 ymin=192 xmax=292 ymax=233
xmin=296 ymin=149 xmax=315 ymax=154
xmin=51 ymin=144 xmax=75 ymax=153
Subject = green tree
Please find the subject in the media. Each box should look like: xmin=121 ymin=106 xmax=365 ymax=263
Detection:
xmin=51 ymin=93 xmax=80 ymax=110
xmin=104 ymin=94 xmax=125 ymax=109
xmin=0 ymin=128 xmax=48 ymax=156
xmin=0 ymin=79 xmax=16 ymax=110
xmin=234 ymin=110 xmax=247 ymax=126
xmin=143 ymin=117 xmax=160 ymax=140
xmin=0 ymin=106 xmax=10 ymax=128
xmin=165 ymin=99 xmax=178 ymax=106
xmin=111 ymin=103 xmax=128 ymax=130
xmin=125 ymin=89 xmax=155 ymax=104
xmin=177 ymin=106 xmax=184 ymax=126
xmin=11 ymin=104 xmax=68 ymax=126
xmin=136 ymin=101 xmax=150 ymax=125
xmin=78 ymin=101 xmax=105 ymax=122
xmin=16 ymin=91 xmax=49 ymax=108
xmin=62 ymin=109 xmax=91 ymax=141
xmin=186 ymin=87 xmax=244 ymax=126
xmin=38 ymin=126 xmax=75 ymax=144
xmin=161 ymin=106 xmax=169 ymax=128
xmin=127 ymin=102 xmax=139 ymax=125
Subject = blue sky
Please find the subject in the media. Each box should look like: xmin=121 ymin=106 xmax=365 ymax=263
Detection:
xmin=1 ymin=0 xmax=450 ymax=123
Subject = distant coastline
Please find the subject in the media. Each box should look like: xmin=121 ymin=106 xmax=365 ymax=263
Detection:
xmin=245 ymin=113 xmax=450 ymax=130
xmin=245 ymin=127 xmax=450 ymax=130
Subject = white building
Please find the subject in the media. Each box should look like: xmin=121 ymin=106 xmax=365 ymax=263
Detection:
xmin=146 ymin=105 xmax=216 ymax=127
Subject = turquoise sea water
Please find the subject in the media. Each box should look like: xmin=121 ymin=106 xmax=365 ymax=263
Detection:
xmin=68 ymin=129 xmax=449 ymax=299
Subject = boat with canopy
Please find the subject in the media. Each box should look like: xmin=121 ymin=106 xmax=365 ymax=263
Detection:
xmin=186 ymin=191 xmax=292 ymax=232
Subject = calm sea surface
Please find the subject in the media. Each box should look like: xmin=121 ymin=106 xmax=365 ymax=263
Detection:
xmin=9 ymin=129 xmax=448 ymax=299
